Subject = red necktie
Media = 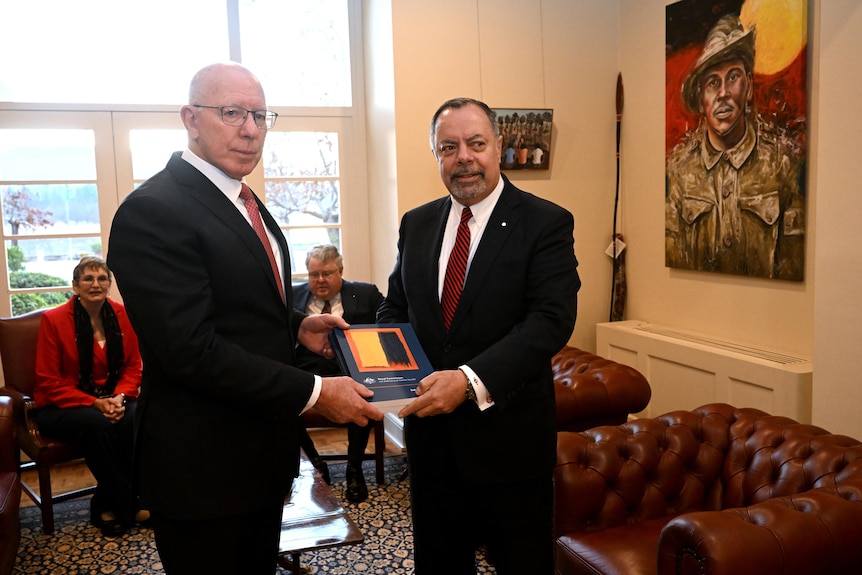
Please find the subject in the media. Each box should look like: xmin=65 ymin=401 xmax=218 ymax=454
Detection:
xmin=239 ymin=184 xmax=285 ymax=302
xmin=441 ymin=206 xmax=472 ymax=330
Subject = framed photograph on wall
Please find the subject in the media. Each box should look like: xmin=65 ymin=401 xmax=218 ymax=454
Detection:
xmin=493 ymin=108 xmax=553 ymax=170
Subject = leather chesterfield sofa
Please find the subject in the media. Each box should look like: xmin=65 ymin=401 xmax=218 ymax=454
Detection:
xmin=554 ymin=403 xmax=862 ymax=575
xmin=552 ymin=346 xmax=651 ymax=432
xmin=0 ymin=396 xmax=20 ymax=575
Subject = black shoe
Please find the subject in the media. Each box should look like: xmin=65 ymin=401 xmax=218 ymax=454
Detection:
xmin=310 ymin=456 xmax=331 ymax=485
xmin=345 ymin=462 xmax=368 ymax=503
xmin=91 ymin=512 xmax=128 ymax=538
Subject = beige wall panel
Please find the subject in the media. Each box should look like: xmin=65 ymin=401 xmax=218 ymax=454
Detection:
xmin=811 ymin=0 xmax=862 ymax=438
xmin=391 ymin=1 xmax=482 ymax=218
xmin=477 ymin=0 xmax=545 ymax=104
xmin=539 ymin=2 xmax=620 ymax=350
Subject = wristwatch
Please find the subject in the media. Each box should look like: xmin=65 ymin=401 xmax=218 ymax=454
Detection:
xmin=464 ymin=380 xmax=478 ymax=403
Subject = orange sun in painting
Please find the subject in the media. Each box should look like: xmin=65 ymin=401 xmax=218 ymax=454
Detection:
xmin=740 ymin=0 xmax=808 ymax=75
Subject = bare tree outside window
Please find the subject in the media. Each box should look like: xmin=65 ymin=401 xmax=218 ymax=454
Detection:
xmin=263 ymin=131 xmax=342 ymax=275
xmin=2 ymin=187 xmax=54 ymax=244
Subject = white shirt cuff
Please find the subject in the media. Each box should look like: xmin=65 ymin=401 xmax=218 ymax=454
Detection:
xmin=301 ymin=375 xmax=323 ymax=414
xmin=459 ymin=365 xmax=495 ymax=411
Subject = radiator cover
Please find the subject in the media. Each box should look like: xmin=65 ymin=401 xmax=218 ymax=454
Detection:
xmin=597 ymin=321 xmax=812 ymax=423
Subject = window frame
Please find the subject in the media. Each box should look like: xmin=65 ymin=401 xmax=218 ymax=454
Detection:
xmin=0 ymin=0 xmax=370 ymax=316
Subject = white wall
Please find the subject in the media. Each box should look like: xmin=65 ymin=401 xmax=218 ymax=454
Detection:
xmin=810 ymin=1 xmax=862 ymax=437
xmin=371 ymin=0 xmax=862 ymax=437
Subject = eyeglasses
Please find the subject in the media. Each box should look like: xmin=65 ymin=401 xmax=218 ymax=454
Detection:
xmin=192 ymin=105 xmax=278 ymax=130
xmin=77 ymin=275 xmax=111 ymax=285
xmin=308 ymin=270 xmax=339 ymax=280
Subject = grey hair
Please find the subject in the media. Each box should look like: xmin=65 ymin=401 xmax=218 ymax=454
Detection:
xmin=73 ymin=256 xmax=111 ymax=282
xmin=305 ymin=244 xmax=343 ymax=269
xmin=429 ymin=97 xmax=499 ymax=154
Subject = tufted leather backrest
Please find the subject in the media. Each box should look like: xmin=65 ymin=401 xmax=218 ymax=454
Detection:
xmin=554 ymin=403 xmax=862 ymax=536
xmin=552 ymin=346 xmax=651 ymax=431
xmin=721 ymin=409 xmax=862 ymax=507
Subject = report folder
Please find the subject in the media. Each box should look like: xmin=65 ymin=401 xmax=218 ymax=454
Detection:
xmin=329 ymin=323 xmax=433 ymax=409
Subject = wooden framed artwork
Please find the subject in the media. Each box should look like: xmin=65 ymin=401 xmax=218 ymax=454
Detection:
xmin=665 ymin=0 xmax=808 ymax=281
xmin=493 ymin=108 xmax=553 ymax=170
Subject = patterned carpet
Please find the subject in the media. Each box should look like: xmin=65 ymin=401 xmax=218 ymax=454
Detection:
xmin=15 ymin=456 xmax=495 ymax=574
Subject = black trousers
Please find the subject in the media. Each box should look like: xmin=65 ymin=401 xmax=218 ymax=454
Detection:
xmin=346 ymin=422 xmax=373 ymax=463
xmin=151 ymin=502 xmax=284 ymax=575
xmin=36 ymin=402 xmax=137 ymax=523
xmin=407 ymin=437 xmax=555 ymax=575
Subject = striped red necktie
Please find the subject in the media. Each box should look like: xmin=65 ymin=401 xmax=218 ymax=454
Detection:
xmin=239 ymin=184 xmax=285 ymax=302
xmin=441 ymin=206 xmax=472 ymax=330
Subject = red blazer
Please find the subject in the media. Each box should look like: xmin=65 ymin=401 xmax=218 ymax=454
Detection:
xmin=34 ymin=296 xmax=142 ymax=408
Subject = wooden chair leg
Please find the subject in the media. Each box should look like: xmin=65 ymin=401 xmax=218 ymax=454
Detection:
xmin=37 ymin=463 xmax=55 ymax=535
xmin=276 ymin=551 xmax=308 ymax=574
xmin=373 ymin=420 xmax=385 ymax=484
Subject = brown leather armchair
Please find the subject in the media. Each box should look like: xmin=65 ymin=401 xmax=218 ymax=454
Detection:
xmin=0 ymin=309 xmax=96 ymax=534
xmin=552 ymin=346 xmax=651 ymax=432
xmin=554 ymin=403 xmax=862 ymax=575
xmin=0 ymin=396 xmax=21 ymax=575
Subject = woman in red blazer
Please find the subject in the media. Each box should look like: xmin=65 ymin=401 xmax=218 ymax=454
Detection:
xmin=34 ymin=256 xmax=143 ymax=537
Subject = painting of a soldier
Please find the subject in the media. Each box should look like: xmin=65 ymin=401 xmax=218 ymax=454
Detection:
xmin=665 ymin=0 xmax=807 ymax=281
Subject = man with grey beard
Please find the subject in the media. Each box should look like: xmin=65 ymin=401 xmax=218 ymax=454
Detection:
xmin=377 ymin=97 xmax=581 ymax=574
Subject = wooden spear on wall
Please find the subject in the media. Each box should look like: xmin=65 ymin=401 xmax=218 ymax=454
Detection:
xmin=609 ymin=73 xmax=626 ymax=322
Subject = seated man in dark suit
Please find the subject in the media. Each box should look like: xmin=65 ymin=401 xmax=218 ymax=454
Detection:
xmin=293 ymin=244 xmax=385 ymax=502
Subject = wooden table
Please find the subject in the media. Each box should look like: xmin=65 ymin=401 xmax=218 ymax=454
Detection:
xmin=277 ymin=452 xmax=364 ymax=574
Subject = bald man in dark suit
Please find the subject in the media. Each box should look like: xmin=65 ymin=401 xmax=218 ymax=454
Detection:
xmin=108 ymin=62 xmax=381 ymax=575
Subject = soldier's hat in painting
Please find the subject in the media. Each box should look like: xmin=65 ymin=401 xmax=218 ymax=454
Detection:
xmin=682 ymin=14 xmax=755 ymax=114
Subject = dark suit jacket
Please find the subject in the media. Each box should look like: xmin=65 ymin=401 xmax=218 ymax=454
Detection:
xmin=107 ymin=151 xmax=315 ymax=521
xmin=291 ymin=280 xmax=384 ymax=375
xmin=377 ymin=174 xmax=580 ymax=484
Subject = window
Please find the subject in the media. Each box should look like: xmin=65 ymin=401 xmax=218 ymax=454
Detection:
xmin=0 ymin=113 xmax=118 ymax=316
xmin=263 ymin=127 xmax=342 ymax=275
xmin=238 ymin=0 xmax=353 ymax=108
xmin=0 ymin=0 xmax=367 ymax=316
xmin=0 ymin=0 xmax=352 ymax=107
xmin=0 ymin=1 xmax=228 ymax=106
